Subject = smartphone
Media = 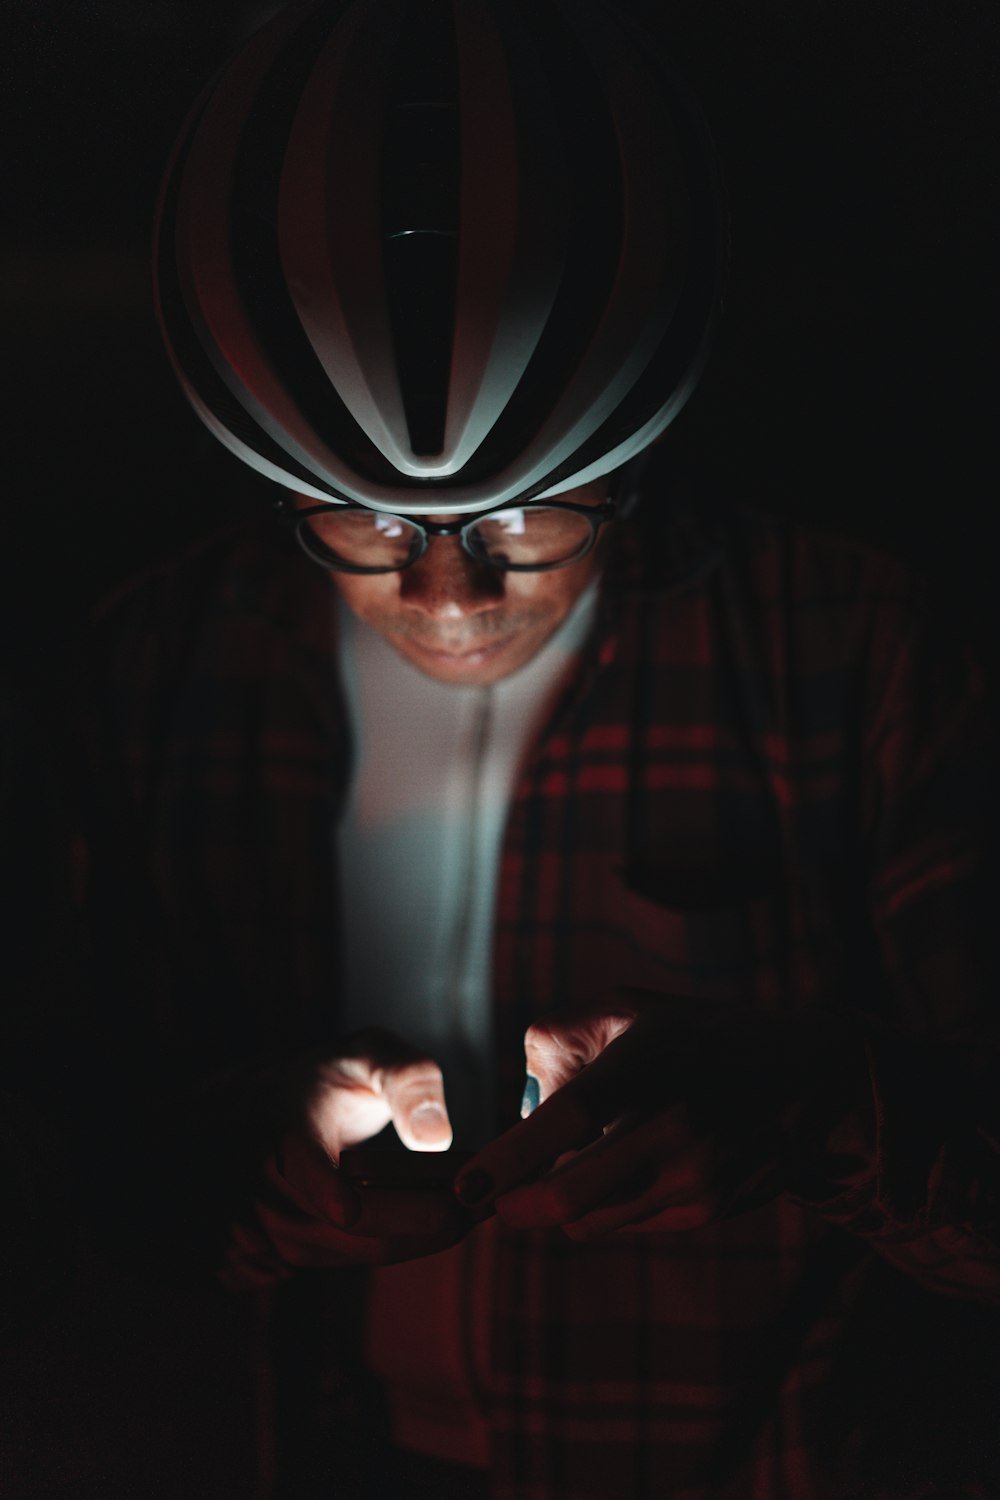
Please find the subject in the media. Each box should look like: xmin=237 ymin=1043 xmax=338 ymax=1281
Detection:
xmin=338 ymin=1147 xmax=474 ymax=1189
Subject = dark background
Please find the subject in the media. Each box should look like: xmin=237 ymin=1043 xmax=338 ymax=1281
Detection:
xmin=3 ymin=0 xmax=997 ymax=658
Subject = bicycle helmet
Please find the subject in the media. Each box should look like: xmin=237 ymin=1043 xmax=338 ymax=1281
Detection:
xmin=154 ymin=0 xmax=726 ymax=515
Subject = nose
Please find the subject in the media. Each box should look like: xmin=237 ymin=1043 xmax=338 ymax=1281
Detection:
xmin=399 ymin=534 xmax=505 ymax=619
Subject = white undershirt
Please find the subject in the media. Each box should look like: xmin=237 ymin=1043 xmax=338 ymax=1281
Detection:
xmin=336 ymin=583 xmax=598 ymax=1147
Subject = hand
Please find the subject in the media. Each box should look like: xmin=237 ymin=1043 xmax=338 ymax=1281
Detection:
xmin=455 ymin=996 xmax=789 ymax=1240
xmin=225 ymin=1029 xmax=473 ymax=1284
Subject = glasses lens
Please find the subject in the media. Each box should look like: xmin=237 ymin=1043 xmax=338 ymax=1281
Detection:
xmin=300 ymin=510 xmax=422 ymax=570
xmin=468 ymin=507 xmax=594 ymax=568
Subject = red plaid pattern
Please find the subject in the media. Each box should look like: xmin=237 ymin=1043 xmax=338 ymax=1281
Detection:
xmin=79 ymin=484 xmax=1000 ymax=1498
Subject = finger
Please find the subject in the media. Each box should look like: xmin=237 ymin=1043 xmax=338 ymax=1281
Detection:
xmin=271 ymin=1136 xmax=364 ymax=1227
xmin=308 ymin=1044 xmax=417 ymax=1157
xmin=456 ymin=1027 xmax=650 ymax=1207
xmin=524 ymin=1010 xmax=637 ymax=1106
xmin=379 ymin=1059 xmax=453 ymax=1151
xmin=567 ymin=1135 xmax=783 ymax=1237
xmin=492 ymin=1107 xmax=702 ymax=1230
xmin=308 ymin=1034 xmax=453 ymax=1156
xmin=456 ymin=1077 xmax=612 ymax=1208
xmin=308 ymin=1070 xmax=394 ymax=1158
xmin=549 ymin=1118 xmax=779 ymax=1240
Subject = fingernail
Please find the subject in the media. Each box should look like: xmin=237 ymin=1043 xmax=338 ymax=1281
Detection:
xmin=455 ymin=1168 xmax=494 ymax=1207
xmin=409 ymin=1102 xmax=448 ymax=1143
xmin=521 ymin=1074 xmax=541 ymax=1118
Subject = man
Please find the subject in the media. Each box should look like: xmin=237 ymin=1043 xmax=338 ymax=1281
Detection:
xmin=71 ymin=0 xmax=1000 ymax=1496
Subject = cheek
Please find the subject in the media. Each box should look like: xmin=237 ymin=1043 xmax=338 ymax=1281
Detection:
xmin=509 ymin=564 xmax=588 ymax=610
xmin=332 ymin=575 xmax=400 ymax=621
xmin=514 ymin=563 xmax=598 ymax=625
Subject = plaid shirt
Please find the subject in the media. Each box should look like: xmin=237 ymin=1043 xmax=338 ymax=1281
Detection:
xmin=80 ymin=478 xmax=1000 ymax=1499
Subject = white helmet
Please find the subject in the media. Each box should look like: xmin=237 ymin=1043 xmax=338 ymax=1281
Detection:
xmin=154 ymin=0 xmax=726 ymax=515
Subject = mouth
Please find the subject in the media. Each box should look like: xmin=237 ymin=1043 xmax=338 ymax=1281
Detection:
xmin=404 ymin=634 xmax=517 ymax=667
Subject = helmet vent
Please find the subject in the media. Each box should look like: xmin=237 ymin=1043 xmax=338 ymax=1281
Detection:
xmin=451 ymin=0 xmax=625 ymax=486
xmin=223 ymin=3 xmax=404 ymax=487
xmin=157 ymin=106 xmax=347 ymax=500
xmin=382 ymin=0 xmax=461 ymax=457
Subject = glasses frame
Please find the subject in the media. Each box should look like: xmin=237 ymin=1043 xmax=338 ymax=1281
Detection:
xmin=274 ymin=495 xmax=618 ymax=574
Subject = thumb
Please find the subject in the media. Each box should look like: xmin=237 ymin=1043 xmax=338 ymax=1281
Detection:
xmin=379 ymin=1058 xmax=453 ymax=1152
xmin=523 ymin=1011 xmax=637 ymax=1115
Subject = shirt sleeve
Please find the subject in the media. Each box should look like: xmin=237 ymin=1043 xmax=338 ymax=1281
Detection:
xmin=786 ymin=587 xmax=1000 ymax=1300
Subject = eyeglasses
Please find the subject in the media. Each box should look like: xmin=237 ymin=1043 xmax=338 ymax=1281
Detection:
xmin=276 ymin=496 xmax=618 ymax=574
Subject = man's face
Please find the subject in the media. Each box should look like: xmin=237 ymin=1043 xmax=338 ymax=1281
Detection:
xmin=326 ymin=480 xmax=611 ymax=686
